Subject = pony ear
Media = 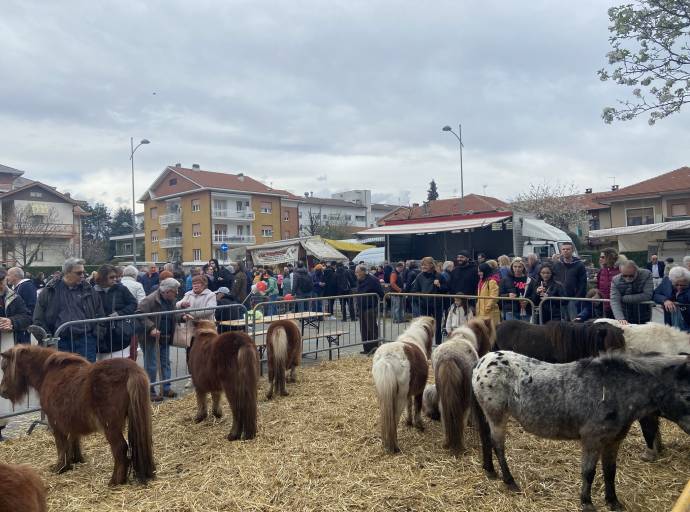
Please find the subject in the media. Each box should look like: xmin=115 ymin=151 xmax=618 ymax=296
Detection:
xmin=0 ymin=351 xmax=8 ymax=360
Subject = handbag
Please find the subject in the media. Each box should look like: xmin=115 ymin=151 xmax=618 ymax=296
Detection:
xmin=172 ymin=321 xmax=194 ymax=348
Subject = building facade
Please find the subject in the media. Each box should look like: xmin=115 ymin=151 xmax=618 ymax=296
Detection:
xmin=0 ymin=164 xmax=87 ymax=268
xmin=140 ymin=164 xmax=297 ymax=265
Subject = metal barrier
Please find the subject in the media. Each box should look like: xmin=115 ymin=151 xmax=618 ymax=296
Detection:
xmin=246 ymin=293 xmax=383 ymax=368
xmin=382 ymin=292 xmax=537 ymax=344
xmin=536 ymin=297 xmax=656 ymax=325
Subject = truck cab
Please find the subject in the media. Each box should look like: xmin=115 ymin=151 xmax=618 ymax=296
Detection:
xmin=522 ymin=240 xmax=577 ymax=259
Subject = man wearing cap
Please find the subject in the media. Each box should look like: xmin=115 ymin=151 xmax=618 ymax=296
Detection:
xmin=0 ymin=268 xmax=31 ymax=344
xmin=215 ymin=286 xmax=241 ymax=331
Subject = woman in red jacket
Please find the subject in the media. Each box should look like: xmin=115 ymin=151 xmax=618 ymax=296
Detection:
xmin=595 ymin=247 xmax=620 ymax=318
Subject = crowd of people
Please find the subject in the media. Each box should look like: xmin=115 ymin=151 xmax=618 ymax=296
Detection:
xmin=2 ymin=247 xmax=690 ymax=401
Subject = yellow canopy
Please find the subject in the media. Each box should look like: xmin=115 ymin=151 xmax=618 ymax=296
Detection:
xmin=324 ymin=239 xmax=375 ymax=253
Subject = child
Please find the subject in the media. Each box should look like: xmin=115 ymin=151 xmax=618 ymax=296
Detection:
xmin=445 ymin=297 xmax=470 ymax=335
xmin=574 ymin=288 xmax=604 ymax=322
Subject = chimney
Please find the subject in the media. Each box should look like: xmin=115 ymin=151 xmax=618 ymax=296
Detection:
xmin=611 ymin=184 xmax=619 ymax=191
xmin=412 ymin=202 xmax=419 ymax=208
xmin=192 ymin=163 xmax=200 ymax=170
xmin=237 ymin=172 xmax=244 ymax=182
xmin=585 ymin=188 xmax=592 ymax=194
xmin=64 ymin=192 xmax=71 ymax=198
xmin=175 ymin=163 xmax=181 ymax=168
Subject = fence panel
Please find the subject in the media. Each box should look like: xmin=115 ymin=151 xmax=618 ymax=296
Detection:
xmin=536 ymin=297 xmax=656 ymax=325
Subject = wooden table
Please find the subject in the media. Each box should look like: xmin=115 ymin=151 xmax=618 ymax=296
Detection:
xmin=220 ymin=311 xmax=328 ymax=333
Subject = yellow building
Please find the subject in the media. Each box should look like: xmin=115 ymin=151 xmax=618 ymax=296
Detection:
xmin=140 ymin=164 xmax=299 ymax=265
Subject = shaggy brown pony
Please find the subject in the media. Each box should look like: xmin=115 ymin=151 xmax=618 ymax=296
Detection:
xmin=0 ymin=463 xmax=47 ymax=512
xmin=190 ymin=320 xmax=259 ymax=440
xmin=0 ymin=345 xmax=154 ymax=486
xmin=265 ymin=319 xmax=302 ymax=399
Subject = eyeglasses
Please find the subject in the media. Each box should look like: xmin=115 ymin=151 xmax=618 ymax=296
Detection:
xmin=599 ymin=255 xmax=606 ymax=259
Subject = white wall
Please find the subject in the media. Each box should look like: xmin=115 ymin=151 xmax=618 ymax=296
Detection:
xmin=297 ymin=203 xmax=367 ymax=235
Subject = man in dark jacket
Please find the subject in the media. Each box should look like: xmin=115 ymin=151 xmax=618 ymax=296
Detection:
xmin=93 ymin=264 xmax=138 ymax=357
xmin=355 ymin=264 xmax=384 ymax=354
xmin=136 ymin=278 xmax=180 ymax=401
xmin=323 ymin=261 xmax=338 ymax=316
xmin=33 ymin=257 xmax=104 ymax=362
xmin=646 ymin=254 xmax=665 ymax=288
xmin=0 ymin=268 xmax=31 ymax=344
xmin=291 ymin=261 xmax=313 ymax=312
xmin=450 ymin=250 xmax=479 ymax=315
xmin=335 ymin=263 xmax=356 ymax=321
xmin=610 ymin=261 xmax=653 ymax=324
xmin=139 ymin=266 xmax=160 ymax=295
xmin=410 ymin=256 xmax=445 ymax=345
xmin=6 ymin=267 xmax=37 ymax=317
xmin=552 ymin=242 xmax=587 ymax=320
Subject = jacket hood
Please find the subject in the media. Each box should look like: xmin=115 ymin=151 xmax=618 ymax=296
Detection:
xmin=293 ymin=267 xmax=308 ymax=276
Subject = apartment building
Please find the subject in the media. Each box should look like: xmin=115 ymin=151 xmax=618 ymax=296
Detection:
xmin=140 ymin=164 xmax=298 ymax=264
xmin=297 ymin=196 xmax=368 ymax=236
xmin=0 ymin=163 xmax=87 ymax=267
xmin=329 ymin=189 xmax=398 ymax=227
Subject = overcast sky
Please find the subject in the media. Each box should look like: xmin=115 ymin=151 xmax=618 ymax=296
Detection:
xmin=1 ymin=1 xmax=688 ymax=212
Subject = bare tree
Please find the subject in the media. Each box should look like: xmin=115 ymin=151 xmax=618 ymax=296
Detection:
xmin=6 ymin=204 xmax=63 ymax=267
xmin=304 ymin=210 xmax=352 ymax=239
xmin=511 ymin=183 xmax=590 ymax=233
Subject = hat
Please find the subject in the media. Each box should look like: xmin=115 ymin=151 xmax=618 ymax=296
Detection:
xmin=217 ymin=287 xmax=230 ymax=295
xmin=457 ymin=250 xmax=471 ymax=258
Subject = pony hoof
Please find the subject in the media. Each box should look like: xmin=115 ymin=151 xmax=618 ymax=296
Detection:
xmin=606 ymin=499 xmax=624 ymax=511
xmin=212 ymin=410 xmax=223 ymax=419
xmin=52 ymin=463 xmax=73 ymax=474
xmin=194 ymin=413 xmax=207 ymax=423
xmin=581 ymin=504 xmax=596 ymax=512
xmin=227 ymin=432 xmax=241 ymax=441
xmin=504 ymin=480 xmax=520 ymax=492
xmin=265 ymin=393 xmax=273 ymax=400
xmin=640 ymin=449 xmax=657 ymax=462
xmin=108 ymin=477 xmax=126 ymax=487
xmin=414 ymin=423 xmax=425 ymax=432
xmin=485 ymin=469 xmax=498 ymax=480
xmin=280 ymin=391 xmax=289 ymax=396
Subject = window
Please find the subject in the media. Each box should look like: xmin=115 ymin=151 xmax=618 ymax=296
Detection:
xmin=151 ymin=252 xmax=159 ymax=262
xmin=344 ymin=214 xmax=352 ymax=221
xmin=322 ymin=214 xmax=328 ymax=220
xmin=298 ymin=211 xmax=303 ymax=218
xmin=213 ymin=199 xmax=226 ymax=211
xmin=260 ymin=201 xmax=272 ymax=214
xmin=34 ymin=250 xmax=44 ymax=262
xmin=589 ymin=211 xmax=600 ymax=231
xmin=284 ymin=231 xmax=290 ymax=238
xmin=30 ymin=191 xmax=43 ymax=198
xmin=151 ymin=230 xmax=158 ymax=243
xmin=261 ymin=225 xmax=273 ymax=237
xmin=123 ymin=243 xmax=132 ymax=253
xmin=150 ymin=207 xmax=158 ymax=219
xmin=193 ymin=249 xmax=201 ymax=261
xmin=169 ymin=178 xmax=177 ymax=186
xmin=671 ymin=203 xmax=688 ymax=217
xmin=355 ymin=215 xmax=366 ymax=222
xmin=236 ymin=200 xmax=244 ymax=212
xmin=283 ymin=210 xmax=290 ymax=221
xmin=626 ymin=207 xmax=654 ymax=226
xmin=192 ymin=223 xmax=201 ymax=237
xmin=192 ymin=200 xmax=200 ymax=212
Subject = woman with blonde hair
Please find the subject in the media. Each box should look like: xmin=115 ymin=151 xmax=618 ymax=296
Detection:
xmin=476 ymin=262 xmax=501 ymax=327
xmin=499 ymin=257 xmax=531 ymax=321
xmin=410 ymin=256 xmax=447 ymax=345
xmin=497 ymin=255 xmax=511 ymax=279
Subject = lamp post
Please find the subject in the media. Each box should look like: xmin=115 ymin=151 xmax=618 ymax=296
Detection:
xmin=130 ymin=137 xmax=150 ymax=265
xmin=442 ymin=124 xmax=464 ymax=200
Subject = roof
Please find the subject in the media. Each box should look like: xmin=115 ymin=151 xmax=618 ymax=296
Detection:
xmin=0 ymin=163 xmax=24 ymax=176
xmin=0 ymin=180 xmax=84 ymax=206
xmin=300 ymin=196 xmax=366 ymax=208
xmin=588 ymin=219 xmax=690 ymax=238
xmin=371 ymin=203 xmax=399 ymax=210
xmin=568 ymin=191 xmax=613 ymax=211
xmin=602 ymin=166 xmax=690 ymax=200
xmin=379 ymin=194 xmax=509 ymax=224
xmin=142 ymin=165 xmax=296 ymax=201
xmin=324 ymin=239 xmax=374 ymax=252
xmin=358 ymin=213 xmax=511 ymax=236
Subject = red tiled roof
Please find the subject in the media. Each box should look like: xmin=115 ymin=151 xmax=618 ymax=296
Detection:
xmin=568 ymin=191 xmax=613 ymax=211
xmin=173 ymin=167 xmax=289 ymax=196
xmin=380 ymin=194 xmax=509 ymax=224
xmin=603 ymin=166 xmax=690 ymax=200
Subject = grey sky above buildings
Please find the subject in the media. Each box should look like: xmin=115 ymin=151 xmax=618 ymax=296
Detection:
xmin=1 ymin=1 xmax=688 ymax=211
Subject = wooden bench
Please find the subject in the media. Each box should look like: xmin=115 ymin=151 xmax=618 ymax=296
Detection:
xmin=303 ymin=330 xmax=347 ymax=360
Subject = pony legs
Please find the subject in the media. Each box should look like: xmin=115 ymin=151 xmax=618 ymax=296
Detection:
xmin=211 ymin=392 xmax=223 ymax=418
xmin=68 ymin=436 xmax=84 ymax=464
xmin=639 ymin=414 xmax=662 ymax=462
xmin=194 ymin=391 xmax=208 ymax=423
xmin=579 ymin=445 xmax=601 ymax=512
xmin=602 ymin=440 xmax=624 ymax=511
xmin=472 ymin=396 xmax=497 ymax=478
xmin=405 ymin=395 xmax=424 ymax=431
xmin=51 ymin=429 xmax=73 ymax=474
xmin=488 ymin=417 xmax=519 ymax=491
xmin=103 ymin=426 xmax=129 ymax=486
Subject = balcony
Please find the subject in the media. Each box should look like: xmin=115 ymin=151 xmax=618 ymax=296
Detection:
xmin=212 ymin=209 xmax=255 ymax=221
xmin=159 ymin=237 xmax=183 ymax=248
xmin=212 ymin=234 xmax=256 ymax=245
xmin=0 ymin=222 xmax=74 ymax=236
xmin=158 ymin=212 xmax=182 ymax=225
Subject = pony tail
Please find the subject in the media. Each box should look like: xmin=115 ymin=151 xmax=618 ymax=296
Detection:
xmin=270 ymin=326 xmax=288 ymax=394
xmin=372 ymin=360 xmax=400 ymax=453
xmin=127 ymin=368 xmax=156 ymax=483
xmin=437 ymin=359 xmax=467 ymax=454
xmin=235 ymin=344 xmax=259 ymax=439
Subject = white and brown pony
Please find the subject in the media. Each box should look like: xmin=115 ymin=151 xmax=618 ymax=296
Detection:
xmin=593 ymin=318 xmax=690 ymax=355
xmin=265 ymin=319 xmax=302 ymax=399
xmin=372 ymin=316 xmax=434 ymax=453
xmin=429 ymin=318 xmax=495 ymax=454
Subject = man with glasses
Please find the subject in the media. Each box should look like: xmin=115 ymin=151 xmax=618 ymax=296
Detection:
xmin=610 ymin=260 xmax=653 ymax=324
xmin=33 ymin=257 xmax=104 ymax=362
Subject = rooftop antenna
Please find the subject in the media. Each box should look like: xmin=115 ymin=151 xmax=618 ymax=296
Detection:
xmin=608 ymin=176 xmax=617 ymax=187
xmin=482 ymin=184 xmax=487 ymax=195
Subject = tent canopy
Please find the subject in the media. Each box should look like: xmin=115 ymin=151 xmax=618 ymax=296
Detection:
xmin=589 ymin=219 xmax=690 ymax=238
xmin=247 ymin=236 xmax=348 ymax=265
xmin=325 ymin=239 xmax=374 ymax=253
xmin=353 ymin=246 xmax=385 ymax=266
xmin=357 ymin=215 xmax=510 ymax=236
xmin=521 ymin=217 xmax=571 ymax=241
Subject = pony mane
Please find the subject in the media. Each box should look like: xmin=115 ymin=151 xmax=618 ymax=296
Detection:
xmin=44 ymin=351 xmax=87 ymax=369
xmin=466 ymin=318 xmax=495 ymax=356
xmin=578 ymin=352 xmax=686 ymax=377
xmin=446 ymin=326 xmax=478 ymax=352
xmin=397 ymin=316 xmax=434 ymax=356
xmin=193 ymin=319 xmax=218 ymax=337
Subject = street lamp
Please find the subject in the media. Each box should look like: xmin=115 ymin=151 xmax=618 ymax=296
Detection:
xmin=442 ymin=124 xmax=464 ymax=200
xmin=130 ymin=138 xmax=150 ymax=265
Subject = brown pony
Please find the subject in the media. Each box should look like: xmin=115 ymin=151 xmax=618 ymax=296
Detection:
xmin=429 ymin=318 xmax=494 ymax=454
xmin=265 ymin=319 xmax=302 ymax=399
xmin=0 ymin=463 xmax=47 ymax=512
xmin=0 ymin=345 xmax=154 ymax=486
xmin=190 ymin=320 xmax=259 ymax=440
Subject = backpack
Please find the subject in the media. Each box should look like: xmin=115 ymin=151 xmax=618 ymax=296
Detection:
xmin=336 ymin=271 xmax=351 ymax=292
